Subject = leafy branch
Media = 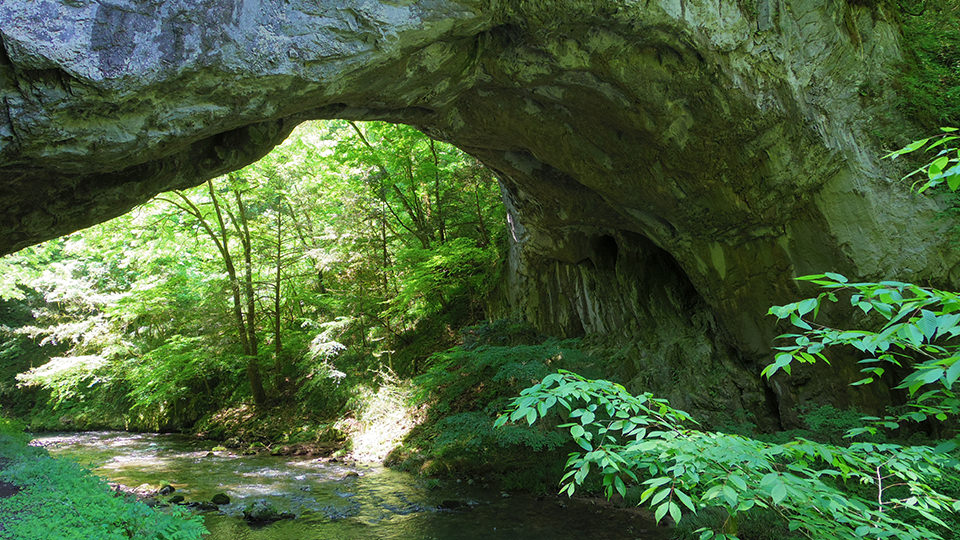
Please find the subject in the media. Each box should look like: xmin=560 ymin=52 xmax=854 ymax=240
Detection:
xmin=496 ymin=370 xmax=959 ymax=540
xmin=766 ymin=274 xmax=960 ymax=435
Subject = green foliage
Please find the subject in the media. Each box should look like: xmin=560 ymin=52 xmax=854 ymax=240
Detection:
xmin=498 ymin=371 xmax=960 ymax=540
xmin=0 ymin=119 xmax=506 ymax=435
xmin=0 ymin=414 xmax=28 ymax=445
xmin=388 ymin=237 xmax=499 ymax=323
xmin=886 ymin=126 xmax=960 ymax=192
xmin=122 ymin=336 xmax=244 ymax=430
xmin=0 ymin=423 xmax=205 ymax=540
xmin=717 ymin=403 xmax=880 ymax=448
xmin=675 ymin=128 xmax=960 ymax=537
xmin=897 ymin=1 xmax=960 ymax=128
xmin=416 ymin=334 xmax=589 ymax=418
xmin=16 ymin=355 xmax=111 ymax=409
xmin=796 ymin=404 xmax=871 ymax=444
xmin=386 ymin=325 xmax=585 ymax=489
xmin=293 ymin=322 xmax=351 ymax=416
xmin=767 ymin=274 xmax=960 ymax=435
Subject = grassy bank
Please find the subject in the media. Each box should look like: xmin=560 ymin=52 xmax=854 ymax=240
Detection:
xmin=0 ymin=416 xmax=206 ymax=540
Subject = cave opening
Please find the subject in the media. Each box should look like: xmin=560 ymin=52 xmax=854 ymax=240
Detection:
xmin=590 ymin=234 xmax=619 ymax=270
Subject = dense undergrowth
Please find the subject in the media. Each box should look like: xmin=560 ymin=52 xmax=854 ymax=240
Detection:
xmin=0 ymin=416 xmax=206 ymax=540
xmin=897 ymin=0 xmax=960 ymax=129
xmin=386 ymin=320 xmax=582 ymax=491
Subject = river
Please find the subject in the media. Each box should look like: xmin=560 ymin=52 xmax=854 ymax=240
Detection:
xmin=33 ymin=431 xmax=665 ymax=540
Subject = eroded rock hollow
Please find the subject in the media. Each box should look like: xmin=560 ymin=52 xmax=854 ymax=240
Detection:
xmin=1 ymin=0 xmax=956 ymax=423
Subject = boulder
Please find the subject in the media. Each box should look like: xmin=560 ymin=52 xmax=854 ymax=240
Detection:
xmin=242 ymin=500 xmax=294 ymax=525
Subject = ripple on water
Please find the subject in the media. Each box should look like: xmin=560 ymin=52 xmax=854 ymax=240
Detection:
xmin=33 ymin=431 xmax=668 ymax=540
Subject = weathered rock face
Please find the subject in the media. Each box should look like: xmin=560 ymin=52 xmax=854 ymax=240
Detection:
xmin=1 ymin=0 xmax=956 ymax=423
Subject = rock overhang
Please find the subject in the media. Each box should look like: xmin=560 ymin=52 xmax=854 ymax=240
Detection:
xmin=0 ymin=0 xmax=954 ymax=421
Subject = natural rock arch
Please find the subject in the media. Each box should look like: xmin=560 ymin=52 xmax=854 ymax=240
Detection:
xmin=1 ymin=0 xmax=955 ymax=423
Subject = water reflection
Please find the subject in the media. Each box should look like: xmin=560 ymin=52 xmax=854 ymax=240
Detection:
xmin=33 ymin=432 xmax=666 ymax=540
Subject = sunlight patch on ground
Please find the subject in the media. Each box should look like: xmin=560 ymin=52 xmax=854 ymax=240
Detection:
xmin=344 ymin=372 xmax=423 ymax=463
xmin=207 ymin=405 xmax=257 ymax=425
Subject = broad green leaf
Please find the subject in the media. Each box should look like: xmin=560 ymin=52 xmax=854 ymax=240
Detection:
xmin=654 ymin=502 xmax=669 ymax=524
xmin=917 ymin=310 xmax=939 ymax=339
xmin=668 ymin=501 xmax=681 ymax=524
xmin=894 ymin=137 xmax=931 ymax=155
xmin=771 ymin=481 xmax=787 ymax=504
xmin=675 ymin=489 xmax=696 ymax=512
xmin=947 ymin=166 xmax=960 ymax=191
xmin=537 ymin=401 xmax=548 ymax=418
xmin=728 ymin=474 xmax=747 ymax=491
xmin=898 ymin=323 xmax=924 ymax=347
xmin=797 ymin=298 xmax=818 ymax=317
xmin=790 ymin=313 xmax=811 ymax=330
xmin=614 ymin=475 xmax=626 ymax=498
xmin=946 ymin=360 xmax=960 ymax=388
xmin=824 ymin=272 xmax=848 ymax=283
xmin=643 ymin=476 xmax=672 ymax=487
xmin=650 ymin=487 xmax=671 ymax=505
xmin=928 ymin=156 xmax=950 ymax=178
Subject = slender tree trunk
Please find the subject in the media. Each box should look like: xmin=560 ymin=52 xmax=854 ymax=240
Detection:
xmin=233 ymin=190 xmax=258 ymax=355
xmin=166 ymin=181 xmax=266 ymax=408
xmin=204 ymin=181 xmax=251 ymax=357
xmin=232 ymin=188 xmax=266 ymax=407
xmin=274 ymin=206 xmax=283 ymax=376
xmin=380 ymin=204 xmax=389 ymax=296
xmin=430 ymin=139 xmax=446 ymax=244
xmin=212 ymin=180 xmax=266 ymax=407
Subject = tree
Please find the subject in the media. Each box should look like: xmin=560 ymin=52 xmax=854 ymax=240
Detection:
xmin=158 ymin=178 xmax=268 ymax=407
xmin=1 ymin=119 xmax=507 ymax=428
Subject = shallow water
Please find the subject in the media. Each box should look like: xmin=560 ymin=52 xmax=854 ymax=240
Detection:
xmin=33 ymin=431 xmax=665 ymax=540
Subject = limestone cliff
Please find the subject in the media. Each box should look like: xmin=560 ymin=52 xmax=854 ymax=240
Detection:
xmin=1 ymin=0 xmax=955 ymax=424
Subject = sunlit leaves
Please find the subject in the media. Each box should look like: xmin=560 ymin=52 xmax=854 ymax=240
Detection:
xmin=886 ymin=129 xmax=960 ymax=193
xmin=496 ymin=371 xmax=960 ymax=540
xmin=766 ymin=274 xmax=960 ymax=432
xmin=1 ymin=118 xmax=509 ymax=426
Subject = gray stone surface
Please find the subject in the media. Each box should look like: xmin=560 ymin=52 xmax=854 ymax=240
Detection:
xmin=1 ymin=0 xmax=955 ymax=423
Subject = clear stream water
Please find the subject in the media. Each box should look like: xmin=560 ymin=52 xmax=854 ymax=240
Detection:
xmin=33 ymin=432 xmax=665 ymax=540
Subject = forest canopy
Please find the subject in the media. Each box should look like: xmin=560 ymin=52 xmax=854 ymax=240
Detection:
xmin=0 ymin=120 xmax=506 ymax=432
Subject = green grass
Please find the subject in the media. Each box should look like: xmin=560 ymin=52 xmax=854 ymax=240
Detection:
xmin=0 ymin=418 xmax=206 ymax=540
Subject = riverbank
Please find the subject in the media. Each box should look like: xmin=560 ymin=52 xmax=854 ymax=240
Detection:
xmin=0 ymin=419 xmax=207 ymax=540
xmin=7 ymin=321 xmax=666 ymax=526
xmin=31 ymin=430 xmax=668 ymax=540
